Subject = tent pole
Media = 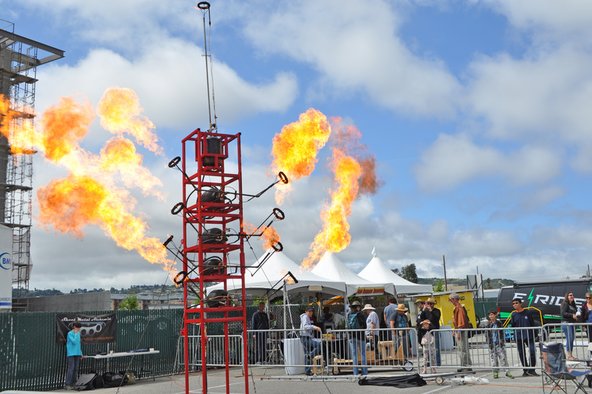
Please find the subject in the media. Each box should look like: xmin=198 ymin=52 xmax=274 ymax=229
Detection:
xmin=283 ymin=281 xmax=287 ymax=340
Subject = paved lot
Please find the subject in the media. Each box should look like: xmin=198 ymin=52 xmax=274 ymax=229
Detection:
xmin=20 ymin=367 xmax=557 ymax=394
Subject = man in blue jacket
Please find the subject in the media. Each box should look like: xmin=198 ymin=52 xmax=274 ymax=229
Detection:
xmin=510 ymin=298 xmax=539 ymax=376
xmin=65 ymin=322 xmax=83 ymax=390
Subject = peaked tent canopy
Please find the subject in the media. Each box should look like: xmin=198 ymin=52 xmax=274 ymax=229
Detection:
xmin=358 ymin=253 xmax=432 ymax=295
xmin=312 ymin=252 xmax=395 ymax=297
xmin=206 ymin=250 xmax=345 ymax=297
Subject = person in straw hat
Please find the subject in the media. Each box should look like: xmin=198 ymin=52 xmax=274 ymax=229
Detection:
xmin=363 ymin=304 xmax=379 ymax=358
xmin=419 ymin=319 xmax=437 ymax=374
xmin=389 ymin=303 xmax=410 ymax=359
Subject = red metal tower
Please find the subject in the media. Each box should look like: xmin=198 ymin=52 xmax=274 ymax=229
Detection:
xmin=180 ymin=129 xmax=249 ymax=394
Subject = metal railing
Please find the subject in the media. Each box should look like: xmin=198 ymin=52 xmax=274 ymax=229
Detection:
xmin=6 ymin=308 xmax=592 ymax=392
xmin=176 ymin=334 xmax=244 ymax=369
xmin=227 ymin=323 xmax=592 ymax=377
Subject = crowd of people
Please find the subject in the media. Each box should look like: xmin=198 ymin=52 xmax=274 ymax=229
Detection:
xmin=294 ymin=293 xmax=531 ymax=377
xmin=248 ymin=288 xmax=592 ymax=379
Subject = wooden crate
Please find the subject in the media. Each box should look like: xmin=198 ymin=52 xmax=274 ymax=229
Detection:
xmin=312 ymin=355 xmax=325 ymax=375
xmin=332 ymin=358 xmax=353 ymax=375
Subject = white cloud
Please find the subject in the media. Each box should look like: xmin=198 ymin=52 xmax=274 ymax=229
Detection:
xmin=18 ymin=0 xmax=196 ymax=53
xmin=489 ymin=0 xmax=592 ymax=47
xmin=463 ymin=2 xmax=592 ymax=173
xmin=36 ymin=41 xmax=298 ymax=136
xmin=415 ymin=134 xmax=561 ymax=191
xmin=450 ymin=229 xmax=522 ymax=257
xmin=240 ymin=0 xmax=461 ymax=117
xmin=467 ymin=48 xmax=592 ymax=146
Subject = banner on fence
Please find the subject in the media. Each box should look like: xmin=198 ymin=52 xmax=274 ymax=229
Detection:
xmin=0 ymin=225 xmax=12 ymax=311
xmin=56 ymin=313 xmax=117 ymax=343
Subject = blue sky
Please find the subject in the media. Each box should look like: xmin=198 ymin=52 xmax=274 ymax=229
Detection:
xmin=3 ymin=0 xmax=592 ymax=291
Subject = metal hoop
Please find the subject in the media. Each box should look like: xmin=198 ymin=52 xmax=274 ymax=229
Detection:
xmin=168 ymin=156 xmax=181 ymax=168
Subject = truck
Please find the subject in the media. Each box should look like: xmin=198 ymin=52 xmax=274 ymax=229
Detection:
xmin=497 ymin=279 xmax=592 ymax=324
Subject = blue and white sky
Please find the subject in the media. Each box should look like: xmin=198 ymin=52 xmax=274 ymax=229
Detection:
xmin=3 ymin=0 xmax=592 ymax=291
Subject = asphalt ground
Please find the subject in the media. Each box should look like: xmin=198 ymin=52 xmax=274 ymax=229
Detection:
xmin=5 ymin=366 xmax=562 ymax=394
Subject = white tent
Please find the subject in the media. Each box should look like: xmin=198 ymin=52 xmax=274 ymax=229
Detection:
xmin=312 ymin=252 xmax=395 ymax=296
xmin=358 ymin=253 xmax=432 ymax=295
xmin=206 ymin=250 xmax=345 ymax=297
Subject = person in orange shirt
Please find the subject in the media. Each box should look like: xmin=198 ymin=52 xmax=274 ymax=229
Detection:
xmin=449 ymin=293 xmax=472 ymax=371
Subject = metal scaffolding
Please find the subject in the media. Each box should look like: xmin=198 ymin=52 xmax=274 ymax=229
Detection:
xmin=178 ymin=129 xmax=249 ymax=394
xmin=0 ymin=22 xmax=64 ymax=290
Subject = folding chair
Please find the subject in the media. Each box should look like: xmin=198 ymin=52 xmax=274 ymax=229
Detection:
xmin=540 ymin=342 xmax=591 ymax=393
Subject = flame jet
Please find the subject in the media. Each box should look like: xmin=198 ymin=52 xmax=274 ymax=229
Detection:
xmin=301 ymin=148 xmax=362 ymax=269
xmin=0 ymin=88 xmax=173 ymax=273
xmin=271 ymin=108 xmax=331 ymax=203
xmin=269 ymin=109 xmax=379 ymax=270
xmin=97 ymin=87 xmax=163 ymax=155
xmin=301 ymin=118 xmax=379 ymax=269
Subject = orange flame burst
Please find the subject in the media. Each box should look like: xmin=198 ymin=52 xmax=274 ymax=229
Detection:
xmin=0 ymin=94 xmax=39 ymax=154
xmin=37 ymin=175 xmax=173 ymax=271
xmin=100 ymin=137 xmax=164 ymax=198
xmin=3 ymin=88 xmax=174 ymax=274
xmin=301 ymin=149 xmax=362 ymax=269
xmin=261 ymin=226 xmax=281 ymax=250
xmin=41 ymin=97 xmax=94 ymax=161
xmin=271 ymin=108 xmax=331 ymax=203
xmin=300 ymin=117 xmax=379 ymax=270
xmin=97 ymin=87 xmax=162 ymax=155
xmin=242 ymin=222 xmax=281 ymax=250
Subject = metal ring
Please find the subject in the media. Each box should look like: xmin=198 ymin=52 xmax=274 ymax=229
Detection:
xmin=174 ymin=271 xmax=188 ymax=285
xmin=272 ymin=208 xmax=285 ymax=220
xmin=197 ymin=1 xmax=210 ymax=10
xmin=168 ymin=156 xmax=181 ymax=168
xmin=171 ymin=202 xmax=184 ymax=215
xmin=272 ymin=242 xmax=283 ymax=252
xmin=278 ymin=171 xmax=289 ymax=184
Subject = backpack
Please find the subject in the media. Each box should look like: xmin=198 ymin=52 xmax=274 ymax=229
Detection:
xmin=462 ymin=307 xmax=474 ymax=338
xmin=348 ymin=312 xmax=366 ymax=330
xmin=394 ymin=313 xmax=408 ymax=329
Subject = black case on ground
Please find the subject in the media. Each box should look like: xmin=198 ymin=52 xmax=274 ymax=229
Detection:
xmin=74 ymin=373 xmax=102 ymax=390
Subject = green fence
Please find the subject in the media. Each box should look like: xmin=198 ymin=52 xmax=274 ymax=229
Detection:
xmin=0 ymin=304 xmax=317 ymax=391
xmin=0 ymin=309 xmax=183 ymax=392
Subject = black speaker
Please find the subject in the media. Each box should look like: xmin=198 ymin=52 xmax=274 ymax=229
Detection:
xmin=202 ymin=136 xmax=222 ymax=167
xmin=207 ymin=289 xmax=229 ymax=307
xmin=201 ymin=228 xmax=226 ymax=244
xmin=201 ymin=186 xmax=224 ymax=204
xmin=203 ymin=256 xmax=225 ymax=275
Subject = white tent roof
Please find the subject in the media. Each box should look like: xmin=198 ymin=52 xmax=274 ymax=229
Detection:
xmin=207 ymin=250 xmax=345 ymax=296
xmin=312 ymin=252 xmax=395 ymax=296
xmin=312 ymin=252 xmax=372 ymax=284
xmin=358 ymin=254 xmax=432 ymax=295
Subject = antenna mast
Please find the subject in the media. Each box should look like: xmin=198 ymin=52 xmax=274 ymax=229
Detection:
xmin=197 ymin=1 xmax=217 ymax=132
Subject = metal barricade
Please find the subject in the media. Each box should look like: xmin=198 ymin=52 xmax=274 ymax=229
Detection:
xmin=176 ymin=334 xmax=243 ymax=369
xmin=430 ymin=326 xmax=545 ymax=376
xmin=324 ymin=327 xmax=418 ymax=375
xmin=248 ymin=328 xmax=288 ymax=366
xmin=542 ymin=322 xmax=592 ymax=362
xmin=247 ymin=327 xmax=420 ymax=375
